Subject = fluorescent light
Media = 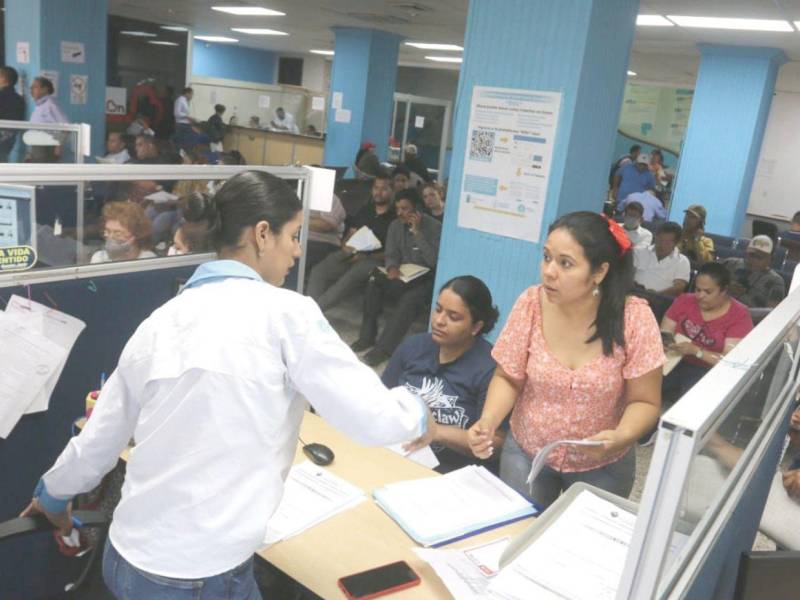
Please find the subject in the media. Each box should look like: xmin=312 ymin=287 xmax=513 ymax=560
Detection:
xmin=231 ymin=28 xmax=288 ymax=36
xmin=636 ymin=15 xmax=674 ymax=26
xmin=627 ymin=70 xmax=637 ymax=76
xmin=310 ymin=49 xmax=334 ymax=56
xmin=194 ymin=35 xmax=239 ymax=43
xmin=211 ymin=6 xmax=285 ymax=16
xmin=161 ymin=25 xmax=189 ymax=32
xmin=405 ymin=42 xmax=463 ymax=51
xmin=120 ymin=30 xmax=157 ymax=37
xmin=149 ymin=41 xmax=180 ymax=46
xmin=425 ymin=56 xmax=462 ymax=63
xmin=667 ymin=15 xmax=793 ymax=31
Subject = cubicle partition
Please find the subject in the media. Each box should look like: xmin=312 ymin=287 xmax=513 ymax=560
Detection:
xmin=617 ymin=287 xmax=800 ymax=599
xmin=0 ymin=164 xmax=314 ymax=521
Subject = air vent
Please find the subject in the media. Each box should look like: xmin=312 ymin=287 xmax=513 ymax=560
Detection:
xmin=345 ymin=12 xmax=413 ymax=25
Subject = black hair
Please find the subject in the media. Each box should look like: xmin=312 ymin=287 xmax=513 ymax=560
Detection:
xmin=374 ymin=171 xmax=391 ymax=183
xmin=656 ymin=221 xmax=682 ymax=242
xmin=548 ymin=211 xmax=634 ymax=356
xmin=697 ymin=261 xmax=731 ymax=291
xmin=34 ymin=76 xmax=54 ymax=95
xmin=392 ymin=164 xmax=411 ymax=179
xmin=219 ymin=150 xmax=246 ymax=166
xmin=440 ymin=276 xmax=499 ymax=335
xmin=0 ymin=66 xmax=19 ymax=86
xmin=394 ymin=187 xmax=423 ymax=210
xmin=187 ymin=171 xmax=302 ymax=252
xmin=182 ymin=87 xmax=193 ymax=95
xmin=624 ymin=201 xmax=644 ymax=216
xmin=630 ymin=144 xmax=641 ymax=154
xmin=792 ymin=211 xmax=800 ymax=225
xmin=214 ymin=104 xmax=225 ymax=113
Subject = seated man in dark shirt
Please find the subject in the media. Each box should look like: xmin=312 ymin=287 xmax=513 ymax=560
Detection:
xmin=382 ymin=276 xmax=504 ymax=473
xmin=351 ymin=188 xmax=441 ymax=365
xmin=306 ymin=173 xmax=394 ymax=310
xmin=722 ymin=235 xmax=785 ymax=308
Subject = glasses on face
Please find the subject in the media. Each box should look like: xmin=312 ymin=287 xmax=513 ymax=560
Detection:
xmin=104 ymin=228 xmax=131 ymax=242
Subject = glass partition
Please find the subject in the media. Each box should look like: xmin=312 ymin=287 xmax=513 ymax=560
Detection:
xmin=0 ymin=164 xmax=311 ymax=288
xmin=0 ymin=120 xmax=85 ymax=165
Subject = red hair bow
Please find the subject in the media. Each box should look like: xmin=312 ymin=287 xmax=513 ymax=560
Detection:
xmin=603 ymin=214 xmax=633 ymax=256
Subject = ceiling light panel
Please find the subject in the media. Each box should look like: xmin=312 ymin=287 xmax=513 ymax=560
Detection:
xmin=405 ymin=42 xmax=463 ymax=51
xmin=310 ymin=50 xmax=334 ymax=55
xmin=666 ymin=15 xmax=792 ymax=32
xmin=120 ymin=30 xmax=157 ymax=37
xmin=194 ymin=35 xmax=239 ymax=43
xmin=149 ymin=41 xmax=180 ymax=46
xmin=425 ymin=56 xmax=462 ymax=63
xmin=231 ymin=28 xmax=288 ymax=36
xmin=636 ymin=15 xmax=674 ymax=27
xmin=211 ymin=6 xmax=285 ymax=16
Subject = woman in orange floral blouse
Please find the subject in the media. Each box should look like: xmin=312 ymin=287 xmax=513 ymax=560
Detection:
xmin=468 ymin=212 xmax=665 ymax=509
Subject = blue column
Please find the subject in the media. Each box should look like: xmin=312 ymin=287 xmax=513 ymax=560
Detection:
xmin=324 ymin=27 xmax=402 ymax=168
xmin=670 ymin=45 xmax=786 ymax=237
xmin=435 ymin=0 xmax=639 ymax=335
xmin=4 ymin=0 xmax=108 ymax=157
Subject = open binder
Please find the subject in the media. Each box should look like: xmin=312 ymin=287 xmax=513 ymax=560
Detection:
xmin=372 ymin=465 xmax=538 ymax=548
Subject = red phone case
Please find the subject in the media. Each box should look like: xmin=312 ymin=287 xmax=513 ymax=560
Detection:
xmin=337 ymin=561 xmax=421 ymax=600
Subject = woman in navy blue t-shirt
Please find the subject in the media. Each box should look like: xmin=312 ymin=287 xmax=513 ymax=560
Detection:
xmin=382 ymin=276 xmax=503 ymax=473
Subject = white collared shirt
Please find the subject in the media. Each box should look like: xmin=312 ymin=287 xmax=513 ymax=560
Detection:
xmin=625 ymin=225 xmax=653 ymax=250
xmin=103 ymin=148 xmax=130 ymax=164
xmin=270 ymin=112 xmax=299 ymax=134
xmin=174 ymin=95 xmax=191 ymax=124
xmin=41 ymin=261 xmax=426 ymax=578
xmin=30 ymin=94 xmax=69 ymax=125
xmin=634 ymin=245 xmax=691 ymax=292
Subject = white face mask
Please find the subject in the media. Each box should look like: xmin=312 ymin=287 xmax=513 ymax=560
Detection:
xmin=167 ymin=245 xmax=184 ymax=256
xmin=623 ymin=216 xmax=640 ymax=231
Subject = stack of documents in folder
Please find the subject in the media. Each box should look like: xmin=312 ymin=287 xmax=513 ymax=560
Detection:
xmin=373 ymin=466 xmax=537 ymax=547
xmin=263 ymin=461 xmax=365 ymax=546
xmin=346 ymin=225 xmax=382 ymax=252
xmin=377 ymin=263 xmax=430 ymax=283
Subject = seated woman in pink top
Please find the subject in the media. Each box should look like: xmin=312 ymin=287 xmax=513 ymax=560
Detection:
xmin=468 ymin=212 xmax=665 ymax=509
xmin=661 ymin=261 xmax=753 ymax=400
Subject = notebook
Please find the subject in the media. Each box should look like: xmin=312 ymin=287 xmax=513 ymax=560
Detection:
xmin=378 ymin=263 xmax=430 ymax=283
xmin=373 ymin=465 xmax=537 ymax=547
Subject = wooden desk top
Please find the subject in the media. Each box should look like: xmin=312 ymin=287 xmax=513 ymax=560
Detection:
xmin=258 ymin=412 xmax=534 ymax=600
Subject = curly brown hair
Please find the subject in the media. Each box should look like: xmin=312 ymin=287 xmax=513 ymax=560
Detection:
xmin=102 ymin=201 xmax=153 ymax=250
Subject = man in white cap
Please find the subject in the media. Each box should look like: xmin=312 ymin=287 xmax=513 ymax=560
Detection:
xmin=722 ymin=235 xmax=786 ymax=308
xmin=403 ymin=143 xmax=431 ymax=183
xmin=612 ymin=152 xmax=657 ymax=204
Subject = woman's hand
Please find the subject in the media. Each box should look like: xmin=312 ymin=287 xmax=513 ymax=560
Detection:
xmin=581 ymin=429 xmax=631 ymax=460
xmin=20 ymin=498 xmax=73 ymax=536
xmin=670 ymin=341 xmax=698 ymax=356
xmin=467 ymin=418 xmax=497 ymax=459
xmin=403 ymin=414 xmax=438 ymax=453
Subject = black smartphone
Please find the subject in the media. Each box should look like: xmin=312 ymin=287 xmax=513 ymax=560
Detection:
xmin=661 ymin=331 xmax=676 ymax=346
xmin=337 ymin=560 xmax=421 ymax=599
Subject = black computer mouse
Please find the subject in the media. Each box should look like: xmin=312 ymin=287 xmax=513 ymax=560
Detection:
xmin=303 ymin=442 xmax=335 ymax=466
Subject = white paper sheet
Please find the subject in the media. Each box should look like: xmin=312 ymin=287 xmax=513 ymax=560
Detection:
xmin=488 ymin=491 xmax=633 ymax=600
xmin=305 ymin=166 xmax=336 ymax=212
xmin=311 ymin=96 xmax=325 ymax=111
xmin=335 ymin=109 xmax=351 ymax=124
xmin=144 ymin=191 xmax=179 ymax=204
xmin=6 ymin=295 xmax=86 ymax=413
xmin=332 ymin=91 xmax=343 ymax=109
xmin=526 ymin=439 xmax=604 ymax=490
xmin=387 ymin=443 xmax=440 ymax=469
xmin=263 ymin=461 xmax=365 ymax=545
xmin=345 ymin=226 xmax=382 ymax=252
xmin=0 ymin=311 xmax=66 ymax=438
xmin=414 ymin=537 xmax=510 ymax=600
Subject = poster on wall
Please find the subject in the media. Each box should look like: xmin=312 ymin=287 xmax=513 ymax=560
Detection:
xmin=16 ymin=42 xmax=30 ymax=64
xmin=70 ymin=75 xmax=88 ymax=105
xmin=457 ymin=86 xmax=562 ymax=244
xmin=105 ymin=86 xmax=127 ymax=115
xmin=60 ymin=41 xmax=85 ymax=63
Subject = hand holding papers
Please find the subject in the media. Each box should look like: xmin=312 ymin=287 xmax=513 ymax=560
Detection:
xmin=263 ymin=461 xmax=365 ymax=546
xmin=378 ymin=264 xmax=431 ymax=284
xmin=526 ymin=440 xmax=604 ymax=493
xmin=345 ymin=226 xmax=382 ymax=253
xmin=387 ymin=442 xmax=440 ymax=469
xmin=373 ymin=465 xmax=536 ymax=547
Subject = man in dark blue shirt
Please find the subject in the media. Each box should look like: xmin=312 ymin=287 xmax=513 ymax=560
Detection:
xmin=0 ymin=66 xmax=25 ymax=162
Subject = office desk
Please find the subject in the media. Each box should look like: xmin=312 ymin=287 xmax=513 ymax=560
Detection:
xmin=77 ymin=412 xmax=534 ymax=598
xmin=259 ymin=412 xmax=534 ymax=599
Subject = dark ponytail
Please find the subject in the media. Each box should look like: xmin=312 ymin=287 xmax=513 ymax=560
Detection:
xmin=548 ymin=211 xmax=634 ymax=356
xmin=197 ymin=170 xmax=302 ymax=252
xmin=440 ymin=275 xmax=500 ymax=335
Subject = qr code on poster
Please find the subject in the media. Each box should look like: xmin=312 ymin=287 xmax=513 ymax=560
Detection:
xmin=469 ymin=129 xmax=495 ymax=162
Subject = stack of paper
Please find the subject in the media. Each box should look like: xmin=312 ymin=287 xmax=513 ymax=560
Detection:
xmin=373 ymin=466 xmax=536 ymax=547
xmin=346 ymin=226 xmax=382 ymax=252
xmin=0 ymin=296 xmax=85 ymax=438
xmin=414 ymin=537 xmax=510 ymax=600
xmin=263 ymin=461 xmax=365 ymax=546
xmin=488 ymin=491 xmax=633 ymax=600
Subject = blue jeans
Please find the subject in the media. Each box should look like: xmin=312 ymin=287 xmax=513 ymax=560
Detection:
xmin=102 ymin=538 xmax=262 ymax=599
xmin=500 ymin=433 xmax=636 ymax=510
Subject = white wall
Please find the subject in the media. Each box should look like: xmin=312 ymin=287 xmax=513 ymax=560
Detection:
xmin=301 ymin=55 xmax=330 ymax=93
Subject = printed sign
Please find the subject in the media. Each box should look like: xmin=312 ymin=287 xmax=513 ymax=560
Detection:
xmin=0 ymin=246 xmax=37 ymax=272
xmin=70 ymin=75 xmax=88 ymax=105
xmin=105 ymin=86 xmax=127 ymax=115
xmin=61 ymin=41 xmax=85 ymax=64
xmin=16 ymin=42 xmax=30 ymax=64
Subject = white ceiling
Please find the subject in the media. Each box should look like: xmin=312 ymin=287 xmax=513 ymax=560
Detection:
xmin=108 ymin=0 xmax=800 ymax=87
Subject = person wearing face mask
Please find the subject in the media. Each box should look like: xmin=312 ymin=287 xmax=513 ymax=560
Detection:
xmin=467 ymin=212 xmax=665 ymax=509
xmin=621 ymin=201 xmax=652 ymax=249
xmin=167 ymin=192 xmax=216 ymax=256
xmin=22 ymin=171 xmax=434 ymax=599
xmin=90 ymin=201 xmax=156 ymax=263
xmin=383 ymin=276 xmax=502 ymax=474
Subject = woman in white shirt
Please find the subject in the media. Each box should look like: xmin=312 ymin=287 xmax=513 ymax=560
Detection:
xmin=23 ymin=171 xmax=433 ymax=599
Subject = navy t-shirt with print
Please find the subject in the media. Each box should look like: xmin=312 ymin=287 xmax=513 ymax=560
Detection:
xmin=382 ymin=333 xmax=498 ymax=473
